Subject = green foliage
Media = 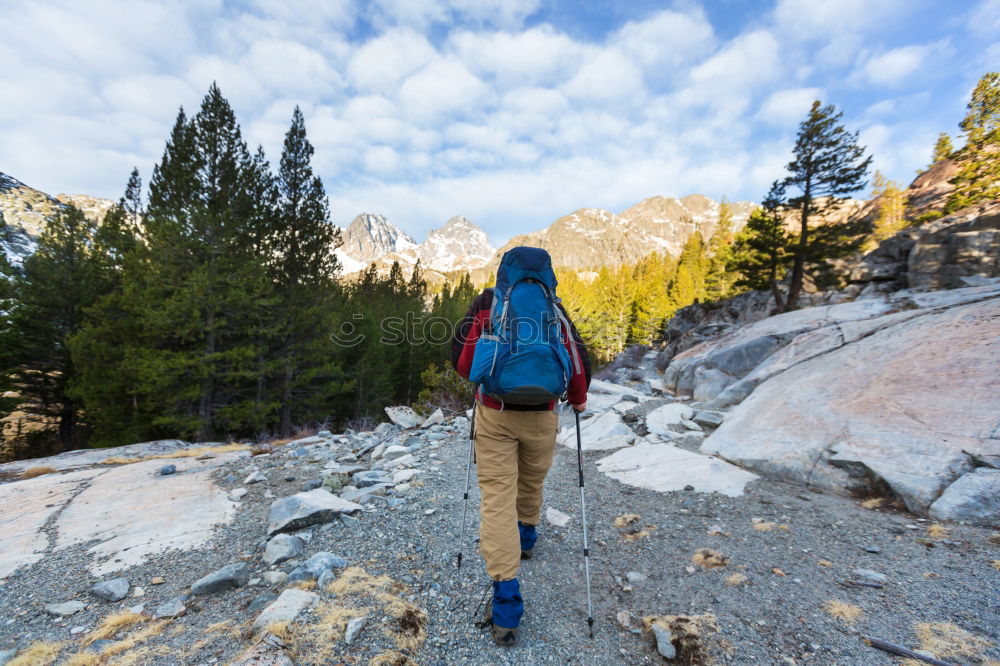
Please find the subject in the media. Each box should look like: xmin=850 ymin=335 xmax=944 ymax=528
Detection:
xmin=704 ymin=200 xmax=736 ymax=301
xmin=728 ymin=182 xmax=793 ymax=308
xmin=931 ymin=132 xmax=954 ymax=165
xmin=413 ymin=362 xmax=474 ymax=415
xmin=867 ymin=170 xmax=907 ymax=248
xmin=947 ymin=72 xmax=1000 ymax=212
xmin=781 ymin=100 xmax=871 ymax=310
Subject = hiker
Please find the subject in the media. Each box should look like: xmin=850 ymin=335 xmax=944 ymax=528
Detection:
xmin=451 ymin=246 xmax=591 ymax=646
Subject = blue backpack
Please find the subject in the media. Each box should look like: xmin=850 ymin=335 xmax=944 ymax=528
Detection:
xmin=469 ymin=247 xmax=581 ymax=405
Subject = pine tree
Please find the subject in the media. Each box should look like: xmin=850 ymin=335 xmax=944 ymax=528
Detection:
xmin=705 ymin=199 xmax=736 ymax=301
xmin=270 ymin=106 xmax=348 ymax=435
xmin=947 ymin=72 xmax=1000 ymax=212
xmin=931 ymin=132 xmax=954 ymax=165
xmin=0 ymin=211 xmax=19 ymax=423
xmin=728 ymin=181 xmax=792 ymax=309
xmin=868 ymin=170 xmax=906 ymax=246
xmin=782 ymin=100 xmax=871 ymax=311
xmin=667 ymin=230 xmax=708 ymax=309
xmin=6 ymin=206 xmax=102 ymax=452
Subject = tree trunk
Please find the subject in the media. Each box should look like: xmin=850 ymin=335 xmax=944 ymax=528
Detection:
xmin=784 ymin=197 xmax=811 ymax=311
xmin=768 ymin=264 xmax=785 ymax=312
xmin=280 ymin=358 xmax=294 ymax=436
xmin=58 ymin=398 xmax=75 ymax=452
xmin=198 ymin=313 xmax=216 ymax=442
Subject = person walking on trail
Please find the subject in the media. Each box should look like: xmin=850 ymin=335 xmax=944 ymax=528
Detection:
xmin=451 ymin=246 xmax=591 ymax=646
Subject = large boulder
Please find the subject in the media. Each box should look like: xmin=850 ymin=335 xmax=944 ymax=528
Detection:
xmin=702 ymin=295 xmax=1000 ymax=519
xmin=928 ymin=468 xmax=1000 ymax=526
xmin=557 ymin=410 xmax=636 ymax=451
xmin=267 ymin=490 xmax=362 ymax=536
xmin=908 ymin=203 xmax=1000 ymax=290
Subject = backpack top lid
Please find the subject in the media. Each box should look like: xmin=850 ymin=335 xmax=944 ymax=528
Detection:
xmin=496 ymin=246 xmax=557 ymax=294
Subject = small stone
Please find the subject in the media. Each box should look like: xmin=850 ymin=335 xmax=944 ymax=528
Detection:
xmin=45 ymin=600 xmax=86 ymax=617
xmin=384 ymin=406 xmax=423 ymax=428
xmin=421 ymin=408 xmax=445 ymax=428
xmin=351 ymin=471 xmax=394 ymax=488
xmin=91 ymin=577 xmax=130 ymax=602
xmin=864 ymin=546 xmax=881 ymax=554
xmin=545 ymin=507 xmax=571 ymax=527
xmin=392 ymin=469 xmax=418 ymax=485
xmin=132 ymin=587 xmax=145 ymax=598
xmin=262 ymin=571 xmax=288 ymax=586
xmin=263 ymin=534 xmax=305 ymax=566
xmin=152 ymin=596 xmax=187 ymax=619
xmin=852 ymin=568 xmax=888 ymax=584
xmin=288 ymin=552 xmax=348 ymax=583
xmin=252 ymin=589 xmax=319 ymax=632
xmin=150 ymin=577 xmax=166 ymax=585
xmin=381 ymin=445 xmax=410 ymax=461
xmin=685 ymin=566 xmax=696 ymax=574
xmin=692 ymin=411 xmax=725 ymax=428
xmin=245 ymin=470 xmax=267 ymax=484
xmin=616 ymin=610 xmax=632 ymax=629
xmin=625 ymin=572 xmax=647 ymax=584
xmin=340 ymin=615 xmax=367 ymax=645
xmin=70 ymin=626 xmax=87 ymax=635
xmin=317 ymin=569 xmax=336 ymax=589
xmin=127 ymin=604 xmax=144 ymax=614
xmin=0 ymin=649 xmax=18 ymax=665
xmin=267 ymin=489 xmax=362 ymax=536
xmin=191 ymin=563 xmax=251 ymax=595
xmin=651 ymin=623 xmax=676 ymax=659
xmin=158 ymin=464 xmax=177 ymax=476
xmin=684 ymin=484 xmax=695 ymax=491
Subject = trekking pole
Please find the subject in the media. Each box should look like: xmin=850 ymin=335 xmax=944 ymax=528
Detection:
xmin=457 ymin=402 xmax=477 ymax=568
xmin=574 ymin=409 xmax=595 ymax=638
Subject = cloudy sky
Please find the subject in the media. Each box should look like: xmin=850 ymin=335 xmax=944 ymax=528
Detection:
xmin=2 ymin=0 xmax=996 ymax=244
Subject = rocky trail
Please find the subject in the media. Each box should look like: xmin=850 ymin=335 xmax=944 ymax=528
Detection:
xmin=1 ymin=359 xmax=998 ymax=665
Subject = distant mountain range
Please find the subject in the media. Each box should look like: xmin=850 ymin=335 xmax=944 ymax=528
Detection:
xmin=1 ymin=171 xmax=756 ymax=279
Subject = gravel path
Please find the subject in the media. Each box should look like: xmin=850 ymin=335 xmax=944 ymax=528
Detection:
xmin=0 ymin=409 xmax=998 ymax=665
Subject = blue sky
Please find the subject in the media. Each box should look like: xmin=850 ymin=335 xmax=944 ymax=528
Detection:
xmin=1 ymin=0 xmax=996 ymax=245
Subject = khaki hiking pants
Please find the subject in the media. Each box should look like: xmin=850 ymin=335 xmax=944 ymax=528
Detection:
xmin=474 ymin=403 xmax=558 ymax=581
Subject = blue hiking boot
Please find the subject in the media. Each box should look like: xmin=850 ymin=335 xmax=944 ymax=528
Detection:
xmin=519 ymin=521 xmax=537 ymax=559
xmin=485 ymin=578 xmax=523 ymax=646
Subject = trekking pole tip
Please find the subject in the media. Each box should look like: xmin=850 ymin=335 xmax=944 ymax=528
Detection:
xmin=587 ymin=617 xmax=594 ymax=639
xmin=456 ymin=553 xmax=463 ymax=569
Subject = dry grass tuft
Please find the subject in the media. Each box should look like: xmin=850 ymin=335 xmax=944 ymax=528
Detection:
xmin=291 ymin=580 xmax=318 ymax=591
xmin=824 ymin=600 xmax=863 ymax=625
xmin=861 ymin=497 xmax=886 ymax=509
xmin=642 ymin=614 xmax=719 ymax=663
xmin=926 ymin=523 xmax=949 ymax=538
xmin=706 ymin=525 xmax=730 ymax=537
xmin=20 ymin=466 xmax=57 ymax=480
xmin=63 ymin=654 xmax=100 ymax=666
xmin=817 ymin=559 xmax=834 ymax=567
xmin=725 ymin=573 xmax=748 ymax=586
xmin=369 ymin=650 xmax=418 ymax=666
xmin=752 ymin=520 xmax=776 ymax=532
xmin=96 ymin=620 xmax=170 ymax=660
xmin=82 ymin=611 xmax=147 ymax=646
xmin=691 ymin=548 xmax=729 ymax=569
xmin=991 ymin=559 xmax=1000 ymax=571
xmin=8 ymin=642 xmax=62 ymax=666
xmin=266 ymin=621 xmax=292 ymax=639
xmin=614 ymin=513 xmax=640 ymax=528
xmin=988 ymin=532 xmax=1000 ymax=545
xmin=623 ymin=525 xmax=656 ymax=542
xmin=908 ymin=621 xmax=995 ymax=662
xmin=101 ymin=443 xmax=250 ymax=466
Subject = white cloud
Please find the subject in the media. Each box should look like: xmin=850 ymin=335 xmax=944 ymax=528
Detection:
xmin=756 ymin=87 xmax=824 ymax=126
xmin=397 ymin=59 xmax=493 ymax=122
xmin=347 ymin=28 xmax=437 ymax=93
xmin=968 ymin=0 xmax=1000 ymax=39
xmin=449 ymin=26 xmax=587 ymax=88
xmin=614 ymin=9 xmax=716 ymax=75
xmin=563 ymin=48 xmax=646 ymax=104
xmin=862 ymin=44 xmax=931 ymax=86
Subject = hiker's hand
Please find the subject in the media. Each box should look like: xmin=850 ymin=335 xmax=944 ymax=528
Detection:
xmin=571 ymin=401 xmax=586 ymax=413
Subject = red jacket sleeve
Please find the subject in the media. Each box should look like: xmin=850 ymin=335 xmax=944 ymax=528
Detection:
xmin=451 ymin=289 xmax=494 ymax=379
xmin=559 ymin=304 xmax=591 ymax=406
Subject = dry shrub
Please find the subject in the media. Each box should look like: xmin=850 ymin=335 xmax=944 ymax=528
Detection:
xmin=20 ymin=466 xmax=57 ymax=480
xmin=8 ymin=642 xmax=62 ymax=666
xmin=291 ymin=580 xmax=317 ymax=591
xmin=691 ymin=548 xmax=728 ymax=569
xmin=63 ymin=654 xmax=100 ymax=666
xmin=752 ymin=520 xmax=775 ymax=532
xmin=706 ymin=525 xmax=730 ymax=537
xmin=614 ymin=514 xmax=640 ymax=528
xmin=817 ymin=559 xmax=834 ymax=567
xmin=95 ymin=620 xmax=170 ymax=660
xmin=642 ymin=614 xmax=719 ymax=665
xmin=82 ymin=611 xmax=146 ymax=646
xmin=861 ymin=498 xmax=886 ymax=509
xmin=824 ymin=600 xmax=862 ymax=625
xmin=725 ymin=573 xmax=748 ymax=586
xmin=906 ymin=621 xmax=995 ymax=662
xmin=991 ymin=559 xmax=1000 ymax=571
xmin=926 ymin=523 xmax=948 ymax=538
xmin=624 ymin=525 xmax=657 ymax=542
xmin=989 ymin=532 xmax=1000 ymax=545
xmin=369 ymin=651 xmax=418 ymax=666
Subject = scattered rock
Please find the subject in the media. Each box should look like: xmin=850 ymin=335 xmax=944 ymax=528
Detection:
xmin=158 ymin=464 xmax=177 ymax=476
xmin=44 ymin=600 xmax=85 ymax=616
xmin=317 ymin=568 xmax=336 ymax=589
xmin=651 ymin=623 xmax=677 ymax=659
xmin=262 ymin=571 xmax=288 ymax=586
xmin=267 ymin=489 xmax=362 ymax=536
xmin=392 ymin=469 xmax=419 ymax=485
xmin=245 ymin=470 xmax=267 ymax=485
xmin=152 ymin=596 xmax=187 ymax=619
xmin=851 ymin=569 xmax=888 ymax=584
xmin=300 ymin=479 xmax=322 ymax=492
xmin=692 ymin=411 xmax=725 ymax=428
xmin=385 ymin=406 xmax=423 ymax=429
xmin=626 ymin=571 xmax=647 ymax=585
xmin=191 ymin=562 xmax=251 ymax=595
xmin=288 ymin=552 xmax=347 ymax=583
xmin=353 ymin=471 xmax=394 ymax=488
xmin=616 ymin=610 xmax=633 ymax=629
xmin=0 ymin=649 xmax=17 ymax=665
xmin=229 ymin=488 xmax=248 ymax=501
xmin=421 ymin=408 xmax=445 ymax=428
xmin=545 ymin=507 xmax=570 ymax=527
xmin=380 ymin=445 xmax=410 ymax=461
xmin=90 ymin=577 xmax=130 ymax=602
xmin=344 ymin=615 xmax=367 ymax=644
xmin=557 ymin=411 xmax=636 ymax=451
xmin=929 ymin=468 xmax=1000 ymax=527
xmin=248 ymin=593 xmax=280 ymax=614
xmin=597 ymin=443 xmax=758 ymax=497
xmin=263 ymin=534 xmax=305 ymax=566
xmin=231 ymin=633 xmax=294 ymax=665
xmin=645 ymin=404 xmax=695 ymax=437
xmin=252 ymin=589 xmax=319 ymax=632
